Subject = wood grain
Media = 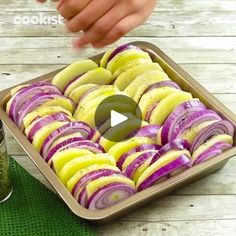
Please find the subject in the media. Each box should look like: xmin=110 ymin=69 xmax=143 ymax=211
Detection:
xmin=1 ymin=0 xmax=236 ymax=235
xmin=96 ymin=220 xmax=236 ymax=236
xmin=1 ymin=11 xmax=236 ymax=37
xmin=1 ymin=37 xmax=236 ymax=64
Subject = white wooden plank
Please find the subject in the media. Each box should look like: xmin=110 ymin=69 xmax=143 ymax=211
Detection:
xmin=215 ymin=94 xmax=236 ymax=114
xmin=122 ymin=195 xmax=236 ymax=221
xmin=0 ymin=37 xmax=236 ymax=64
xmin=1 ymin=64 xmax=236 ymax=94
xmin=175 ymin=158 xmax=236 ymax=195
xmin=1 ymin=11 xmax=236 ymax=37
xmin=96 ymin=220 xmax=236 ymax=236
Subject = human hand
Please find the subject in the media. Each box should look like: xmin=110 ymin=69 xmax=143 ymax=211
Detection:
xmin=37 ymin=0 xmax=158 ymax=48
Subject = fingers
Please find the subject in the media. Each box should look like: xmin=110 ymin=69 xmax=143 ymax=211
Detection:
xmin=66 ymin=0 xmax=116 ymax=33
xmin=71 ymin=1 xmax=131 ymax=47
xmin=90 ymin=0 xmax=157 ymax=47
xmin=92 ymin=13 xmax=145 ymax=48
xmin=58 ymin=0 xmax=92 ymax=20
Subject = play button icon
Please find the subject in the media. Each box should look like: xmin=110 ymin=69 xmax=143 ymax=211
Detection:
xmin=94 ymin=94 xmax=142 ymax=142
xmin=111 ymin=110 xmax=128 ymax=127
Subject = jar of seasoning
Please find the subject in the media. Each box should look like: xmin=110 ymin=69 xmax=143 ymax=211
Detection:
xmin=0 ymin=120 xmax=12 ymax=203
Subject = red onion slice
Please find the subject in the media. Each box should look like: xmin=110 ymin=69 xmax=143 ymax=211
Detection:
xmin=59 ymin=140 xmax=104 ymax=154
xmin=129 ymin=125 xmax=160 ymax=141
xmin=161 ymin=100 xmax=206 ymax=145
xmin=41 ymin=121 xmax=93 ymax=158
xmin=62 ymin=74 xmax=84 ymax=94
xmin=17 ymin=93 xmax=69 ymax=127
xmin=173 ymin=110 xmax=222 ymax=141
xmin=137 ymin=154 xmax=191 ymax=191
xmin=195 ymin=150 xmax=222 ymax=165
xmin=86 ymin=182 xmax=137 ymax=210
xmin=142 ymin=81 xmax=181 ymax=96
xmin=8 ymin=82 xmax=61 ymax=123
xmin=150 ymin=139 xmax=190 ymax=165
xmin=107 ymin=44 xmax=141 ymax=63
xmin=26 ymin=113 xmax=71 ymax=142
xmin=73 ymin=170 xmax=125 ymax=200
xmin=44 ymin=137 xmax=89 ymax=162
xmin=116 ymin=144 xmax=161 ymax=170
xmin=78 ymin=188 xmax=88 ymax=208
xmin=190 ymin=120 xmax=234 ymax=153
xmin=124 ymin=151 xmax=157 ymax=179
xmin=193 ymin=142 xmax=232 ymax=165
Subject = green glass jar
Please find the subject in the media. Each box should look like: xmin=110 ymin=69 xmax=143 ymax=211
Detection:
xmin=0 ymin=120 xmax=12 ymax=203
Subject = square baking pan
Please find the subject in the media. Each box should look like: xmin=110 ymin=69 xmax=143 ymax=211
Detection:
xmin=0 ymin=41 xmax=236 ymax=224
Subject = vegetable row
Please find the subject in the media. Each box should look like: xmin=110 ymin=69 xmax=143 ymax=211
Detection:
xmin=6 ymin=44 xmax=235 ymax=211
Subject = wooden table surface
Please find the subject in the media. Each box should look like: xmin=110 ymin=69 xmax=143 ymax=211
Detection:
xmin=1 ymin=1 xmax=236 ymax=235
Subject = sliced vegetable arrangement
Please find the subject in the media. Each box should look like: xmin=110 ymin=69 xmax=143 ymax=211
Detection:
xmin=6 ymin=44 xmax=235 ymax=211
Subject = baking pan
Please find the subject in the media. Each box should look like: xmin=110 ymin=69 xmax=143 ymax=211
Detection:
xmin=0 ymin=41 xmax=235 ymax=224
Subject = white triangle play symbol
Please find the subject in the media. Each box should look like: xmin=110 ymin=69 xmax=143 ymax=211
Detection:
xmin=111 ymin=110 xmax=128 ymax=128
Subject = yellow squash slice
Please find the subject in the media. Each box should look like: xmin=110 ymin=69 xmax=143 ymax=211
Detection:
xmin=156 ymin=127 xmax=163 ymax=146
xmin=115 ymin=63 xmax=164 ymax=90
xmin=74 ymin=91 xmax=118 ymax=120
xmin=124 ymin=70 xmax=170 ymax=100
xmin=149 ymin=91 xmax=193 ymax=125
xmin=113 ymin=58 xmax=153 ymax=79
xmin=32 ymin=121 xmax=68 ymax=152
xmin=107 ymin=49 xmax=152 ymax=73
xmin=78 ymin=85 xmax=118 ymax=108
xmin=23 ymin=106 xmax=72 ymax=129
xmin=67 ymin=164 xmax=120 ymax=192
xmin=100 ymin=48 xmax=115 ymax=68
xmin=52 ymin=60 xmax=98 ymax=91
xmin=136 ymin=150 xmax=191 ymax=188
xmin=64 ymin=67 xmax=113 ymax=96
xmin=99 ymin=120 xmax=149 ymax=152
xmin=52 ymin=148 xmax=93 ymax=175
xmin=132 ymin=159 xmax=152 ymax=183
xmin=86 ymin=175 xmax=135 ymax=198
xmin=59 ymin=154 xmax=116 ymax=184
xmin=138 ymin=87 xmax=179 ymax=119
xmin=108 ymin=137 xmax=154 ymax=162
xmin=68 ymin=84 xmax=97 ymax=104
